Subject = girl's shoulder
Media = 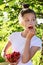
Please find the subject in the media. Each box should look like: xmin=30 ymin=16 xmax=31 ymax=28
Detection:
xmin=8 ymin=32 xmax=20 ymax=43
xmin=9 ymin=32 xmax=20 ymax=36
xmin=31 ymin=35 xmax=42 ymax=42
xmin=8 ymin=32 xmax=21 ymax=39
xmin=31 ymin=35 xmax=42 ymax=49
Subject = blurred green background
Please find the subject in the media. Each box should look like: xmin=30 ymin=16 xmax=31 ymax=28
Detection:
xmin=0 ymin=0 xmax=43 ymax=65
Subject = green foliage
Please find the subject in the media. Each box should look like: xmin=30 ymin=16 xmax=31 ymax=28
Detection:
xmin=32 ymin=51 xmax=41 ymax=65
xmin=36 ymin=24 xmax=43 ymax=39
xmin=0 ymin=0 xmax=3 ymax=5
xmin=0 ymin=56 xmax=5 ymax=62
xmin=0 ymin=0 xmax=43 ymax=64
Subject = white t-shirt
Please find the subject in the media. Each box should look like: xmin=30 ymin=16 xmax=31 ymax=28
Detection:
xmin=8 ymin=32 xmax=42 ymax=65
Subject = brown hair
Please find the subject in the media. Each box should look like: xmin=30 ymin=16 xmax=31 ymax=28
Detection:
xmin=19 ymin=3 xmax=36 ymax=18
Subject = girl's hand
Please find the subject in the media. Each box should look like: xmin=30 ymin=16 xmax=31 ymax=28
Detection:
xmin=8 ymin=58 xmax=20 ymax=65
xmin=9 ymin=61 xmax=18 ymax=65
xmin=9 ymin=63 xmax=17 ymax=65
xmin=26 ymin=28 xmax=35 ymax=40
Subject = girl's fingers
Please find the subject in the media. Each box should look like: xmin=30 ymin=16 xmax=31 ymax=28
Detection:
xmin=26 ymin=27 xmax=35 ymax=39
xmin=29 ymin=27 xmax=35 ymax=34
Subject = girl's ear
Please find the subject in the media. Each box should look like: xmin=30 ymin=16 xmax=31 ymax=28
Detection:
xmin=18 ymin=14 xmax=25 ymax=28
xmin=18 ymin=14 xmax=23 ymax=24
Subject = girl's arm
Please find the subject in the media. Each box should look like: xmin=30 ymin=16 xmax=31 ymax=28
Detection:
xmin=22 ymin=38 xmax=40 ymax=63
xmin=22 ymin=28 xmax=40 ymax=63
xmin=1 ymin=41 xmax=18 ymax=65
xmin=1 ymin=41 xmax=11 ymax=58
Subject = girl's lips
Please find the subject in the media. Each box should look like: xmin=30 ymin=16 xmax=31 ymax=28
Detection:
xmin=28 ymin=26 xmax=33 ymax=29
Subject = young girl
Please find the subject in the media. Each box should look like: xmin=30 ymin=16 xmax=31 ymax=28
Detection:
xmin=1 ymin=4 xmax=42 ymax=65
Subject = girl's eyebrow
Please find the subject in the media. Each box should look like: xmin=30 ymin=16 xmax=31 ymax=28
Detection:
xmin=32 ymin=16 xmax=35 ymax=19
xmin=25 ymin=19 xmax=29 ymax=21
xmin=32 ymin=17 xmax=35 ymax=19
xmin=33 ymin=18 xmax=36 ymax=20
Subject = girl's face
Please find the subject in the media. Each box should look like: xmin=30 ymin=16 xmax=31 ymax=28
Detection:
xmin=20 ymin=13 xmax=36 ymax=29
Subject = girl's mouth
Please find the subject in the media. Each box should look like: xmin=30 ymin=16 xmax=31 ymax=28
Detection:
xmin=28 ymin=26 xmax=33 ymax=29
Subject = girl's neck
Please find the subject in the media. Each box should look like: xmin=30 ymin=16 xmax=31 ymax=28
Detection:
xmin=21 ymin=30 xmax=28 ymax=38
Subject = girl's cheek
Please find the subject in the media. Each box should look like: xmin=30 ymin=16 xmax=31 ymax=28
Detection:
xmin=32 ymin=21 xmax=36 ymax=26
xmin=22 ymin=21 xmax=25 ymax=26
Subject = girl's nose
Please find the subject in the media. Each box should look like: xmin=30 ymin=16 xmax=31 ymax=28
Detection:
xmin=29 ymin=22 xmax=33 ymax=25
xmin=29 ymin=21 xmax=34 ymax=25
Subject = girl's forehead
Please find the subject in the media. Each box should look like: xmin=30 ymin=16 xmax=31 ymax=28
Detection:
xmin=23 ymin=13 xmax=35 ymax=20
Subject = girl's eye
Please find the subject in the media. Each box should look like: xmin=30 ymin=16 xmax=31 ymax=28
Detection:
xmin=26 ymin=20 xmax=29 ymax=22
xmin=33 ymin=19 xmax=35 ymax=21
xmin=27 ymin=20 xmax=29 ymax=21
